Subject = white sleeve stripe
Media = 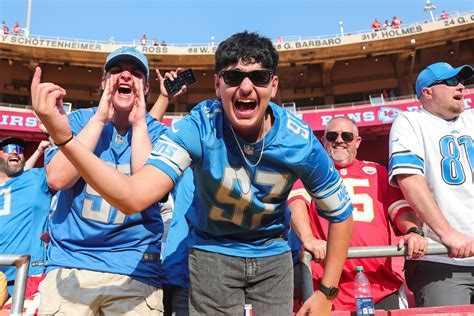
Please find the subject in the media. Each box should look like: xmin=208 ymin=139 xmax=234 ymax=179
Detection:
xmin=288 ymin=188 xmax=311 ymax=203
xmin=388 ymin=200 xmax=410 ymax=220
xmin=155 ymin=157 xmax=184 ymax=176
xmin=150 ymin=137 xmax=192 ymax=171
xmin=320 ymin=200 xmax=352 ymax=218
xmin=310 ymin=177 xmax=344 ymax=199
xmin=388 ymin=166 xmax=424 ymax=178
xmin=313 ymin=188 xmax=351 ymax=213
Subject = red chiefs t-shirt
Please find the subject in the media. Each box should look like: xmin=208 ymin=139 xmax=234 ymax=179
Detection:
xmin=289 ymin=159 xmax=411 ymax=311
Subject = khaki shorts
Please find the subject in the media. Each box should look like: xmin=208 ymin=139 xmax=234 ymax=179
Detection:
xmin=39 ymin=268 xmax=163 ymax=316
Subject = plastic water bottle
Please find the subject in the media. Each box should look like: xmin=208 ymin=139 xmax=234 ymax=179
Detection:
xmin=244 ymin=304 xmax=253 ymax=316
xmin=354 ymin=266 xmax=375 ymax=316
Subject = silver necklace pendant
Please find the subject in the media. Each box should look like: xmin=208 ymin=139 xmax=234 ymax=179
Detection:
xmin=229 ymin=113 xmax=266 ymax=168
xmin=243 ymin=145 xmax=254 ymax=155
xmin=115 ymin=134 xmax=124 ymax=144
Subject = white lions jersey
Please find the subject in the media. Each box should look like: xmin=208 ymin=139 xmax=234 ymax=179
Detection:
xmin=388 ymin=109 xmax=474 ymax=266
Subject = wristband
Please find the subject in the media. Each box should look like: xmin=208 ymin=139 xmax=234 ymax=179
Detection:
xmin=318 ymin=283 xmax=339 ymax=300
xmin=407 ymin=226 xmax=424 ymax=237
xmin=55 ymin=133 xmax=74 ymax=147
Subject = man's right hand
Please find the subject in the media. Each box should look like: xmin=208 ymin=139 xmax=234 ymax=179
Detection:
xmin=440 ymin=229 xmax=474 ymax=258
xmin=31 ymin=67 xmax=71 ymax=145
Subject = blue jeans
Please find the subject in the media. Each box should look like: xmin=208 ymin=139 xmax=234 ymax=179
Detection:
xmin=188 ymin=249 xmax=293 ymax=315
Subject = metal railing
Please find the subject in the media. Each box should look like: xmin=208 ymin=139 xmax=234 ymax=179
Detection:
xmin=299 ymin=243 xmax=450 ymax=301
xmin=0 ymin=255 xmax=30 ymax=315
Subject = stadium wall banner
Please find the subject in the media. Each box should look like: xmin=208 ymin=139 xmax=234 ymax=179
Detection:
xmin=1 ymin=13 xmax=472 ymax=54
xmin=302 ymin=92 xmax=473 ymax=131
xmin=0 ymin=92 xmax=472 ymax=134
xmin=0 ymin=109 xmax=39 ymax=132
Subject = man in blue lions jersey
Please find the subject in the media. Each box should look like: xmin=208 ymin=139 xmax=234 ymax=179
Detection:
xmin=0 ymin=137 xmax=52 ymax=306
xmin=37 ymin=47 xmax=170 ymax=315
xmin=32 ymin=32 xmax=353 ymax=316
xmin=162 ymin=169 xmax=193 ymax=316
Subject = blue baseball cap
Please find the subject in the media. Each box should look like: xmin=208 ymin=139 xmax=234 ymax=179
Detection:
xmin=104 ymin=47 xmax=149 ymax=80
xmin=416 ymin=62 xmax=472 ymax=97
xmin=0 ymin=137 xmax=25 ymax=148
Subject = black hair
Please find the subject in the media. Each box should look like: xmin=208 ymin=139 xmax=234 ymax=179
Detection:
xmin=215 ymin=31 xmax=279 ymax=74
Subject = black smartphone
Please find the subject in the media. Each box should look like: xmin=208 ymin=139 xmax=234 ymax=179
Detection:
xmin=164 ymin=69 xmax=197 ymax=95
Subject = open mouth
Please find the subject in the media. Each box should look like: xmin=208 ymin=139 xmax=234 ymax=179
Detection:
xmin=453 ymin=95 xmax=463 ymax=101
xmin=8 ymin=156 xmax=21 ymax=164
xmin=234 ymin=99 xmax=257 ymax=113
xmin=117 ymin=85 xmax=132 ymax=96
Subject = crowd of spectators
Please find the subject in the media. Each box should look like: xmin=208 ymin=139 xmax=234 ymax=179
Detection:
xmin=1 ymin=21 xmax=22 ymax=35
xmin=140 ymin=34 xmax=167 ymax=46
xmin=371 ymin=10 xmax=451 ymax=31
xmin=371 ymin=16 xmax=403 ymax=31
xmin=0 ymin=29 xmax=473 ymax=316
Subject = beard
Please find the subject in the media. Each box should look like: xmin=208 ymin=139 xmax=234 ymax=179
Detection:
xmin=0 ymin=156 xmax=25 ymax=177
xmin=328 ymin=148 xmax=350 ymax=162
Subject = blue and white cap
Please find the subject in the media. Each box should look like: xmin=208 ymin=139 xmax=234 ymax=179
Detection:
xmin=0 ymin=137 xmax=25 ymax=148
xmin=104 ymin=47 xmax=149 ymax=80
xmin=416 ymin=62 xmax=472 ymax=97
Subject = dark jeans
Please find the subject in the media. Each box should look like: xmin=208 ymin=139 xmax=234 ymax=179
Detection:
xmin=188 ymin=249 xmax=293 ymax=315
xmin=163 ymin=284 xmax=189 ymax=316
xmin=405 ymin=260 xmax=474 ymax=307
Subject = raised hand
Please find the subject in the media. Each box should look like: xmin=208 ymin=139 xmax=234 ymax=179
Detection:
xmin=149 ymin=68 xmax=188 ymax=121
xmin=156 ymin=68 xmax=188 ymax=100
xmin=36 ymin=140 xmax=52 ymax=153
xmin=95 ymin=76 xmax=115 ymax=124
xmin=31 ymin=67 xmax=72 ymax=145
xmin=128 ymin=77 xmax=147 ymax=127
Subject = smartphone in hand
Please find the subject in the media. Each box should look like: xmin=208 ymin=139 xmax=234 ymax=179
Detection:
xmin=164 ymin=69 xmax=197 ymax=95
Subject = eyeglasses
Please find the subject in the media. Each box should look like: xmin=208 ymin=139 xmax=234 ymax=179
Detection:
xmin=325 ymin=132 xmax=355 ymax=142
xmin=220 ymin=69 xmax=273 ymax=87
xmin=1 ymin=144 xmax=24 ymax=154
xmin=429 ymin=76 xmax=464 ymax=88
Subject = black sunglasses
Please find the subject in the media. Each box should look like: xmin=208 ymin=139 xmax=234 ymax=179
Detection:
xmin=220 ymin=70 xmax=273 ymax=87
xmin=429 ymin=76 xmax=464 ymax=88
xmin=325 ymin=131 xmax=355 ymax=142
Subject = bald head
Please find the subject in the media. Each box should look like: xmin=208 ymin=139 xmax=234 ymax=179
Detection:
xmin=325 ymin=117 xmax=359 ymax=136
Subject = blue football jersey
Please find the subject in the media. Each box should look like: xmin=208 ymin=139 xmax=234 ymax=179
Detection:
xmin=146 ymin=99 xmax=352 ymax=258
xmin=162 ymin=169 xmax=193 ymax=288
xmin=0 ymin=168 xmax=52 ymax=293
xmin=45 ymin=107 xmax=168 ymax=287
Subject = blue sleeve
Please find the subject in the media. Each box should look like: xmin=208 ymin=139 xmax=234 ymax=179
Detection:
xmin=146 ymin=102 xmax=211 ymax=183
xmin=29 ymin=168 xmax=51 ymax=196
xmin=146 ymin=114 xmax=168 ymax=143
xmin=299 ymin=133 xmax=352 ymax=223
